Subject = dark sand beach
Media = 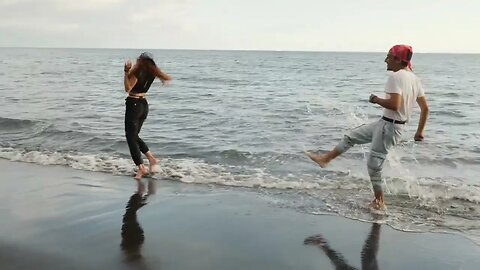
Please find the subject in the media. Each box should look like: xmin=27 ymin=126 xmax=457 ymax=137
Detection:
xmin=0 ymin=159 xmax=479 ymax=270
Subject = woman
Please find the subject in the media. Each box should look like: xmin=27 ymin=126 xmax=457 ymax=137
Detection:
xmin=123 ymin=52 xmax=172 ymax=180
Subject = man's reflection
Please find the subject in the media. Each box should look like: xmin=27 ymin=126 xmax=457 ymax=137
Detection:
xmin=120 ymin=179 xmax=156 ymax=262
xmin=304 ymin=223 xmax=381 ymax=270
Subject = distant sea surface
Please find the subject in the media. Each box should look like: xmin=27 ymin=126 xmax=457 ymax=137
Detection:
xmin=1 ymin=48 xmax=479 ymax=243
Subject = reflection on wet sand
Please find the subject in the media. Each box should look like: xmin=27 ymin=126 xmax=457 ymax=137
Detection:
xmin=305 ymin=223 xmax=381 ymax=270
xmin=121 ymin=179 xmax=156 ymax=263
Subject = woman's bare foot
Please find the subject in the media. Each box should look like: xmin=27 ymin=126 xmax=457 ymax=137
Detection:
xmin=148 ymin=159 xmax=160 ymax=174
xmin=134 ymin=164 xmax=148 ymax=180
xmin=305 ymin=150 xmax=330 ymax=168
xmin=147 ymin=179 xmax=156 ymax=195
xmin=145 ymin=151 xmax=159 ymax=174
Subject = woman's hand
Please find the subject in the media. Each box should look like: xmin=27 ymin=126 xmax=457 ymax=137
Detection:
xmin=124 ymin=60 xmax=132 ymax=73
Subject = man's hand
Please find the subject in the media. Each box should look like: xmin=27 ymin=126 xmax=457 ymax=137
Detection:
xmin=369 ymin=94 xmax=378 ymax=104
xmin=414 ymin=131 xmax=424 ymax=141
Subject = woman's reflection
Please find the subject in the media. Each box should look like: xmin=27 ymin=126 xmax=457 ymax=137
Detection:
xmin=304 ymin=223 xmax=381 ymax=270
xmin=120 ymin=179 xmax=156 ymax=262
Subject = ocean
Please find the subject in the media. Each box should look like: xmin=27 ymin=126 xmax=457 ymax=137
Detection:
xmin=1 ymin=48 xmax=479 ymax=243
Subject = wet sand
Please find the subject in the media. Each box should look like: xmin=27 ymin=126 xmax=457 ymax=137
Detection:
xmin=0 ymin=159 xmax=478 ymax=270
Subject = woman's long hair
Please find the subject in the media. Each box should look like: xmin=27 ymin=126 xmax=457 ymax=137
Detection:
xmin=138 ymin=58 xmax=156 ymax=74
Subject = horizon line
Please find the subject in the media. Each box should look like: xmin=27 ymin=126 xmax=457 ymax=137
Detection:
xmin=1 ymin=46 xmax=479 ymax=55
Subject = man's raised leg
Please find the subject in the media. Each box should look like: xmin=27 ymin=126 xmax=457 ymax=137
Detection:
xmin=306 ymin=122 xmax=377 ymax=168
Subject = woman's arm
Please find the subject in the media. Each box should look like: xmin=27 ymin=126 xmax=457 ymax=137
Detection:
xmin=124 ymin=60 xmax=138 ymax=92
xmin=152 ymin=66 xmax=172 ymax=85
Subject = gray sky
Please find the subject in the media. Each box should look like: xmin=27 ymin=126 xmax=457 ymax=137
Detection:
xmin=1 ymin=0 xmax=479 ymax=53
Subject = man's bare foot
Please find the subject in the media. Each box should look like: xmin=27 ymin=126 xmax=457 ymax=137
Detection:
xmin=304 ymin=235 xmax=327 ymax=246
xmin=305 ymin=150 xmax=329 ymax=168
xmin=368 ymin=198 xmax=387 ymax=211
xmin=134 ymin=165 xmax=148 ymax=180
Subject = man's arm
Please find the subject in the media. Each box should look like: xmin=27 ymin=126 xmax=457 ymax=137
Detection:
xmin=369 ymin=93 xmax=402 ymax=111
xmin=414 ymin=96 xmax=429 ymax=141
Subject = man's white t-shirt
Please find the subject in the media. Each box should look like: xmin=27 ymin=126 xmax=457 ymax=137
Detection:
xmin=383 ymin=69 xmax=425 ymax=122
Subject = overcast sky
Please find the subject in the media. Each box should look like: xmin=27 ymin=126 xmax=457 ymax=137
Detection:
xmin=1 ymin=0 xmax=479 ymax=53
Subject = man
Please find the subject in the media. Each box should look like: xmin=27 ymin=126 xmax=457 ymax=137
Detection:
xmin=306 ymin=45 xmax=429 ymax=210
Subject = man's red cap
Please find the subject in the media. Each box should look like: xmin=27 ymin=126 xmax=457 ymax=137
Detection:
xmin=389 ymin=45 xmax=413 ymax=70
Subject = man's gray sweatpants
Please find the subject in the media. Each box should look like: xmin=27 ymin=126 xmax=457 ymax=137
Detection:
xmin=334 ymin=118 xmax=403 ymax=193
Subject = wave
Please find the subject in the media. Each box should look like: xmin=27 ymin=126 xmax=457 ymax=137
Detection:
xmin=0 ymin=147 xmax=133 ymax=175
xmin=0 ymin=117 xmax=127 ymax=153
xmin=431 ymin=110 xmax=466 ymax=118
xmin=3 ymin=146 xmax=480 ymax=245
xmin=0 ymin=146 xmax=328 ymax=190
xmin=2 ymin=146 xmax=480 ymax=203
xmin=0 ymin=117 xmax=40 ymax=130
